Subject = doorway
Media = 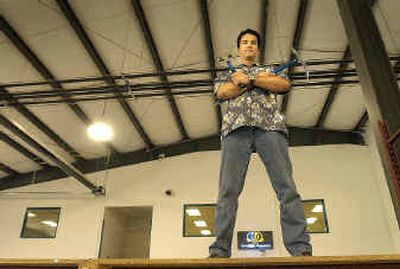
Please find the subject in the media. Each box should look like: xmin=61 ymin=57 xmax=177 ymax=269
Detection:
xmin=99 ymin=206 xmax=153 ymax=258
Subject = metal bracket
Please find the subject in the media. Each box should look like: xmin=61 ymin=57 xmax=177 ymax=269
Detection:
xmin=92 ymin=185 xmax=106 ymax=196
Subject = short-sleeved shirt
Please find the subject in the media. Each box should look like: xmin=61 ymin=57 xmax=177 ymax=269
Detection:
xmin=215 ymin=63 xmax=289 ymax=139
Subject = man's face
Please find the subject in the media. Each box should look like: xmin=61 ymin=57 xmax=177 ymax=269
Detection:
xmin=238 ymin=33 xmax=259 ymax=62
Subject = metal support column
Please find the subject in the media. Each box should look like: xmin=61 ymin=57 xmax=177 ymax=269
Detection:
xmin=337 ymin=0 xmax=400 ymax=225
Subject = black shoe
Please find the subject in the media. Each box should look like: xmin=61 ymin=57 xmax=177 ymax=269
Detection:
xmin=298 ymin=251 xmax=312 ymax=256
xmin=208 ymin=253 xmax=228 ymax=258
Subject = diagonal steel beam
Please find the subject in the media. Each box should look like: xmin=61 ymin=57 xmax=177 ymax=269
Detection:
xmin=259 ymin=0 xmax=269 ymax=64
xmin=0 ymin=131 xmax=47 ymax=167
xmin=199 ymin=0 xmax=222 ymax=130
xmin=395 ymin=59 xmax=400 ymax=71
xmin=0 ymin=113 xmax=103 ymax=194
xmin=353 ymin=111 xmax=368 ymax=132
xmin=0 ymin=16 xmax=90 ymax=124
xmin=130 ymin=0 xmax=189 ymax=140
xmin=1 ymin=16 xmax=118 ymax=153
xmin=0 ymin=87 xmax=83 ymax=161
xmin=340 ymin=0 xmax=376 ymax=131
xmin=281 ymin=0 xmax=308 ymax=114
xmin=315 ymin=47 xmax=351 ymax=127
xmin=0 ymin=162 xmax=19 ymax=176
xmin=56 ymin=0 xmax=154 ymax=148
xmin=337 ymin=0 xmax=400 ymax=224
xmin=393 ymin=52 xmax=400 ymax=78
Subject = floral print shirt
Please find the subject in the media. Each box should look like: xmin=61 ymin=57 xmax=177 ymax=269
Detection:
xmin=215 ymin=63 xmax=288 ymax=139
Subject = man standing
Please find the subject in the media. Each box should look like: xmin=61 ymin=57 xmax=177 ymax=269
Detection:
xmin=209 ymin=29 xmax=312 ymax=258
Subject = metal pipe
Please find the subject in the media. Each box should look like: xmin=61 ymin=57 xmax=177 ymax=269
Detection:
xmin=0 ymin=114 xmax=104 ymax=195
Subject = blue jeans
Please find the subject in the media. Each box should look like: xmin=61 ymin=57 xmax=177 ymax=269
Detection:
xmin=209 ymin=127 xmax=312 ymax=257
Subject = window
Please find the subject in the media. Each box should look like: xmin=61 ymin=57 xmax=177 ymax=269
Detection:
xmin=302 ymin=199 xmax=329 ymax=233
xmin=21 ymin=208 xmax=61 ymax=238
xmin=183 ymin=204 xmax=215 ymax=237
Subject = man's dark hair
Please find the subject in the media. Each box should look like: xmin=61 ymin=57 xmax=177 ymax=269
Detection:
xmin=236 ymin=28 xmax=261 ymax=49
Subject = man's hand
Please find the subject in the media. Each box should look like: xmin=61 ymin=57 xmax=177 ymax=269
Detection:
xmin=254 ymin=71 xmax=290 ymax=93
xmin=216 ymin=71 xmax=250 ymax=99
xmin=256 ymin=71 xmax=275 ymax=79
xmin=231 ymin=71 xmax=249 ymax=88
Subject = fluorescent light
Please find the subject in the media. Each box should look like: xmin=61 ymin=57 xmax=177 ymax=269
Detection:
xmin=306 ymin=217 xmax=318 ymax=224
xmin=200 ymin=229 xmax=211 ymax=235
xmin=87 ymin=122 xmax=113 ymax=142
xmin=311 ymin=205 xmax=323 ymax=213
xmin=27 ymin=212 xmax=36 ymax=217
xmin=41 ymin=220 xmax=58 ymax=227
xmin=186 ymin=208 xmax=201 ymax=216
xmin=194 ymin=220 xmax=207 ymax=227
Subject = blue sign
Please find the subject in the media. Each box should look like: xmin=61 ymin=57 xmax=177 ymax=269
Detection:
xmin=237 ymin=231 xmax=273 ymax=250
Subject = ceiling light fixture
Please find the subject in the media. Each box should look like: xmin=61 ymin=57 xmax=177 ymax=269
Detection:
xmin=194 ymin=220 xmax=207 ymax=227
xmin=306 ymin=217 xmax=318 ymax=224
xmin=200 ymin=229 xmax=211 ymax=235
xmin=87 ymin=122 xmax=113 ymax=142
xmin=41 ymin=220 xmax=58 ymax=227
xmin=311 ymin=204 xmax=324 ymax=213
xmin=186 ymin=208 xmax=201 ymax=216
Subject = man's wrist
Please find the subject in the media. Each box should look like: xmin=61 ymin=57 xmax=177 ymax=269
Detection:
xmin=248 ymin=73 xmax=256 ymax=86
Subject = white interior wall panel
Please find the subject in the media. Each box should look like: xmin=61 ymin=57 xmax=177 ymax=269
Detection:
xmin=265 ymin=0 xmax=299 ymax=64
xmin=285 ymin=87 xmax=330 ymax=127
xmin=70 ymin=0 xmax=182 ymax=145
xmin=210 ymin=0 xmax=261 ymax=62
xmin=0 ymin=140 xmax=41 ymax=173
xmin=0 ymin=108 xmax=76 ymax=164
xmin=374 ymin=0 xmax=400 ymax=55
xmin=142 ymin=0 xmax=216 ymax=138
xmin=0 ymin=126 xmax=57 ymax=167
xmin=324 ymin=85 xmax=366 ymax=130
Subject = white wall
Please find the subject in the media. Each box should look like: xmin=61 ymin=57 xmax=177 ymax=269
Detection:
xmin=0 ymin=194 xmax=103 ymax=258
xmin=0 ymin=144 xmax=399 ymax=258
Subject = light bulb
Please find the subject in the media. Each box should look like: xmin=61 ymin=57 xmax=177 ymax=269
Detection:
xmin=87 ymin=122 xmax=113 ymax=142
